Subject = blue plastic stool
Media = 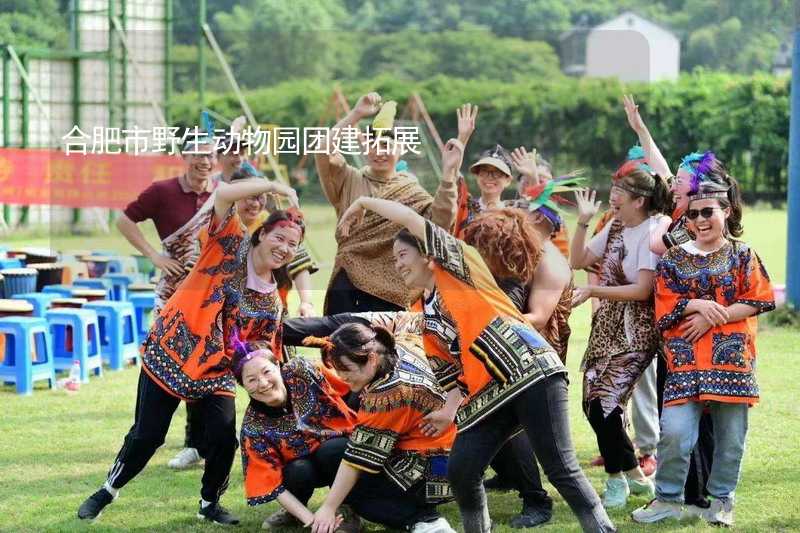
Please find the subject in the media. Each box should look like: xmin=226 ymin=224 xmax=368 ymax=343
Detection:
xmin=45 ymin=308 xmax=102 ymax=382
xmin=128 ymin=292 xmax=156 ymax=343
xmin=43 ymin=284 xmax=75 ymax=298
xmin=0 ymin=316 xmax=56 ymax=394
xmin=15 ymin=292 xmax=60 ymax=317
xmin=102 ymin=273 xmax=137 ymax=302
xmin=84 ymin=301 xmax=139 ymax=370
xmin=73 ymin=278 xmax=113 ymax=294
xmin=0 ymin=258 xmax=23 ymax=269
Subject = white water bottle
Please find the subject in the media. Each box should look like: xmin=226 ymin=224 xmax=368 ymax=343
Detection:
xmin=67 ymin=360 xmax=82 ymax=391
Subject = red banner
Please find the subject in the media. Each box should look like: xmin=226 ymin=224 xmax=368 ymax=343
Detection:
xmin=0 ymin=148 xmax=186 ymax=209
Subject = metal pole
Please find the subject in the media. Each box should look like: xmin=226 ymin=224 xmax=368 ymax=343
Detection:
xmin=2 ymin=49 xmax=9 ymax=147
xmin=787 ymin=11 xmax=800 ymax=307
xmin=165 ymin=0 xmax=173 ymax=124
xmin=198 ymin=0 xmax=206 ymax=109
xmin=120 ymin=0 xmax=128 ymax=128
xmin=108 ymin=0 xmax=116 ymax=128
xmin=2 ymin=48 xmax=10 ymax=228
xmin=71 ymin=0 xmax=82 ymax=226
xmin=19 ymin=52 xmax=29 ymax=226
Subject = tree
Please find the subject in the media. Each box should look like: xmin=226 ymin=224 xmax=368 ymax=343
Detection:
xmin=0 ymin=0 xmax=67 ymax=49
xmin=213 ymin=0 xmax=349 ymax=87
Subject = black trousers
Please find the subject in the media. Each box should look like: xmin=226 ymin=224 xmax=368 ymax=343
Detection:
xmin=489 ymin=432 xmax=553 ymax=510
xmin=586 ymin=399 xmax=639 ymax=475
xmin=656 ymin=355 xmax=714 ymax=506
xmin=346 ymin=474 xmax=440 ymax=530
xmin=284 ymin=436 xmax=440 ymax=530
xmin=447 ymin=374 xmax=613 ymax=533
xmin=324 ymin=270 xmax=403 ymax=315
xmin=283 ymin=438 xmax=350 ymax=505
xmin=105 ymin=371 xmax=238 ymax=502
xmin=184 ymin=403 xmax=207 ymax=457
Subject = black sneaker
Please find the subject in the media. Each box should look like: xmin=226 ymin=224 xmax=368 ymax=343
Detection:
xmin=197 ymin=501 xmax=240 ymax=525
xmin=77 ymin=488 xmax=115 ymax=520
xmin=508 ymin=505 xmax=552 ymax=529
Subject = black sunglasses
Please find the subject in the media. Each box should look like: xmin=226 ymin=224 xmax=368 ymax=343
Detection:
xmin=686 ymin=207 xmax=722 ymax=220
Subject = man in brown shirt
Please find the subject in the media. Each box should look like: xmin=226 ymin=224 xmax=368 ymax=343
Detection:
xmin=315 ymin=92 xmax=458 ymax=314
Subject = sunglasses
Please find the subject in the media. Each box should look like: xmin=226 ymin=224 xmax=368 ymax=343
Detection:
xmin=686 ymin=207 xmax=723 ymax=220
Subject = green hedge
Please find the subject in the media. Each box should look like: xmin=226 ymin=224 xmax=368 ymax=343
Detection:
xmin=171 ymin=71 xmax=789 ymax=202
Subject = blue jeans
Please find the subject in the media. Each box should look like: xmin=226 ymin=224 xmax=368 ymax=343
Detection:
xmin=655 ymin=401 xmax=748 ymax=503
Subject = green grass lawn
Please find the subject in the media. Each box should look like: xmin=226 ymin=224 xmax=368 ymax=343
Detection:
xmin=0 ymin=205 xmax=796 ymax=532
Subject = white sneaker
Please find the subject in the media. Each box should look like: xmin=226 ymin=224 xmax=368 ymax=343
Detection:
xmin=411 ymin=517 xmax=457 ymax=533
xmin=703 ymin=498 xmax=734 ymax=527
xmin=168 ymin=447 xmax=202 ymax=469
xmin=631 ymin=499 xmax=683 ymax=523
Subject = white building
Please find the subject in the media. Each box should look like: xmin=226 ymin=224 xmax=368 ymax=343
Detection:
xmin=562 ymin=11 xmax=680 ymax=83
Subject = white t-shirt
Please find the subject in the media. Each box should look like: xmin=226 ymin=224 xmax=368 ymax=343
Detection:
xmin=588 ymin=215 xmax=668 ymax=284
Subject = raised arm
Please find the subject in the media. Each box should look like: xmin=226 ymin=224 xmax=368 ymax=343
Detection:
xmin=623 ymin=94 xmax=672 ymax=179
xmin=569 ymin=189 xmax=603 ymax=269
xmin=339 ymin=196 xmax=426 ymax=240
xmin=213 ymin=178 xmax=298 ymax=222
xmin=428 ymin=135 xmax=467 ymax=229
xmin=340 ymin=138 xmax=465 ymax=240
xmin=315 ymin=93 xmax=381 ymax=192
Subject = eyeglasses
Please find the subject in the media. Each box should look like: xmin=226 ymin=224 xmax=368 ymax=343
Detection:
xmin=686 ymin=207 xmax=722 ymax=220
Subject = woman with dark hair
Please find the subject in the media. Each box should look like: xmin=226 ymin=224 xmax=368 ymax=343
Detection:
xmin=226 ymin=164 xmax=317 ymax=316
xmin=333 ymin=139 xmax=614 ymax=533
xmin=231 ymin=341 xmax=360 ymax=531
xmin=633 ymin=166 xmax=774 ymax=527
xmin=301 ymin=321 xmax=458 ymax=533
xmin=77 ymin=177 xmax=301 ymax=525
xmin=569 ymin=159 xmax=672 ymax=509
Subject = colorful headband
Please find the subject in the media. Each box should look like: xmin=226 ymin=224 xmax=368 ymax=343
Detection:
xmin=272 ymin=219 xmax=304 ymax=233
xmin=679 ymin=151 xmax=716 ymax=194
xmin=613 ymin=180 xmax=654 ymax=197
xmin=522 ymin=174 xmax=585 ymax=214
xmin=234 ymin=350 xmax=270 ymax=376
xmin=688 ymin=191 xmax=728 ymax=204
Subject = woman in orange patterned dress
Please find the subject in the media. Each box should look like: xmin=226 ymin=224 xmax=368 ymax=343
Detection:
xmin=77 ymin=177 xmax=301 ymax=525
xmin=232 ymin=342 xmax=359 ymax=531
xmin=632 ymin=166 xmax=775 ymax=527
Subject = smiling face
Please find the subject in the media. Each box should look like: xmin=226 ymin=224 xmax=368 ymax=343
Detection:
xmin=475 ymin=165 xmax=512 ymax=198
xmin=671 ymin=168 xmax=693 ymax=213
xmin=241 ymin=353 xmax=287 ymax=406
xmin=334 ymin=354 xmax=378 ymax=393
xmin=220 ymin=150 xmax=245 ymax=175
xmin=364 ymin=136 xmax=401 ymax=176
xmin=183 ymin=142 xmax=216 ymax=186
xmin=253 ymin=225 xmax=302 ymax=270
xmin=686 ymin=197 xmax=729 ymax=247
xmin=392 ymin=239 xmax=433 ymax=290
xmin=236 ymin=193 xmax=267 ymax=226
xmin=609 ymin=184 xmax=646 ymax=226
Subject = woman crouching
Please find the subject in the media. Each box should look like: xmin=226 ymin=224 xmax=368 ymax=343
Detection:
xmin=233 ymin=342 xmax=360 ymax=531
xmin=303 ymin=322 xmax=459 ymax=533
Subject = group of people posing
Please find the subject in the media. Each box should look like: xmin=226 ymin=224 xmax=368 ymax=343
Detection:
xmin=76 ymin=91 xmax=775 ymax=533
